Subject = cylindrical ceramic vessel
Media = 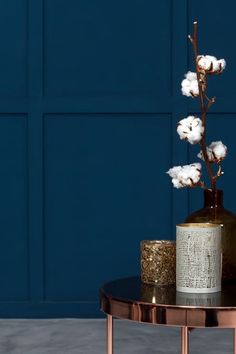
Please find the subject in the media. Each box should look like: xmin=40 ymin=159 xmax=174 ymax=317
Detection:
xmin=140 ymin=240 xmax=176 ymax=285
xmin=176 ymin=223 xmax=222 ymax=293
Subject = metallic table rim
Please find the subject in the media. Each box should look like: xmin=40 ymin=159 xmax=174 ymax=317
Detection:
xmin=100 ymin=277 xmax=236 ymax=328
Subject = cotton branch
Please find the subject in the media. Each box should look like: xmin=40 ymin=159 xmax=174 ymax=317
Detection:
xmin=188 ymin=21 xmax=216 ymax=191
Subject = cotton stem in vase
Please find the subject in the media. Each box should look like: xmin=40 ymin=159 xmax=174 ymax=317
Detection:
xmin=167 ymin=21 xmax=227 ymax=192
xmin=189 ymin=22 xmax=215 ymax=190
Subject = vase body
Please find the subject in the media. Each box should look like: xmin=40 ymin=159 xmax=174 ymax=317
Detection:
xmin=185 ymin=189 xmax=236 ymax=282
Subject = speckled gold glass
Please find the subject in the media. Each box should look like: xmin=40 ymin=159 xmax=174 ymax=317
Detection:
xmin=140 ymin=240 xmax=176 ymax=285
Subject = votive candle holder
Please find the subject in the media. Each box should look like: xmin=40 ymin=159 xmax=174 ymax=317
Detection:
xmin=140 ymin=240 xmax=176 ymax=285
xmin=176 ymin=223 xmax=222 ymax=293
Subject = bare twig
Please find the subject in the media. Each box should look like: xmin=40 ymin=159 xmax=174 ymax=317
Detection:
xmin=206 ymin=97 xmax=216 ymax=110
xmin=204 ymin=93 xmax=216 ymax=103
xmin=213 ymin=163 xmax=224 ymax=180
xmin=197 ymin=180 xmax=206 ymax=189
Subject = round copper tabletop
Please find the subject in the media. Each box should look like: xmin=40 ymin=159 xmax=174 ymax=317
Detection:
xmin=100 ymin=276 xmax=236 ymax=328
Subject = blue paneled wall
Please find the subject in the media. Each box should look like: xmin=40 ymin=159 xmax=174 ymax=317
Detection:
xmin=0 ymin=0 xmax=235 ymax=317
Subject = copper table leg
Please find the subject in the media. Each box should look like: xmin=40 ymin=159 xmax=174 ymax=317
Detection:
xmin=181 ymin=327 xmax=189 ymax=354
xmin=234 ymin=328 xmax=236 ymax=354
xmin=107 ymin=315 xmax=113 ymax=354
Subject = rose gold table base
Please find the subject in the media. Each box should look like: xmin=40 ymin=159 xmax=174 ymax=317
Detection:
xmin=181 ymin=327 xmax=189 ymax=354
xmin=106 ymin=316 xmax=236 ymax=354
xmin=107 ymin=315 xmax=113 ymax=354
xmin=234 ymin=328 xmax=236 ymax=354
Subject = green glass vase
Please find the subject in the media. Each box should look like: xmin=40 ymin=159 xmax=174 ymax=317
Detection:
xmin=185 ymin=189 xmax=236 ymax=282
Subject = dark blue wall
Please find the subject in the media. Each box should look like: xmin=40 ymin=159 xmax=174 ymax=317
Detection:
xmin=0 ymin=0 xmax=235 ymax=317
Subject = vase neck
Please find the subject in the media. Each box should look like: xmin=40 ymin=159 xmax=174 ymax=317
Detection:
xmin=204 ymin=189 xmax=223 ymax=208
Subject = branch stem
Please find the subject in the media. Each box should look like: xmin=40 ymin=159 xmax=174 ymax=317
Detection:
xmin=189 ymin=22 xmax=216 ymax=190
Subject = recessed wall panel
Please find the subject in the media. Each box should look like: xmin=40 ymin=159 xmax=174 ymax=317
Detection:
xmin=0 ymin=2 xmax=27 ymax=97
xmin=44 ymin=114 xmax=172 ymax=300
xmin=44 ymin=0 xmax=172 ymax=98
xmin=0 ymin=115 xmax=28 ymax=301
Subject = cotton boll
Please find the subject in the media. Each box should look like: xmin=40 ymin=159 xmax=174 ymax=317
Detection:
xmin=186 ymin=71 xmax=197 ymax=81
xmin=181 ymin=78 xmax=192 ymax=97
xmin=178 ymin=169 xmax=193 ymax=186
xmin=177 ymin=126 xmax=186 ymax=140
xmin=198 ymin=56 xmax=212 ymax=70
xmin=191 ymin=162 xmax=202 ymax=170
xmin=167 ymin=163 xmax=202 ymax=188
xmin=218 ymin=59 xmax=226 ymax=71
xmin=180 ymin=170 xmax=193 ymax=186
xmin=181 ymin=72 xmax=200 ymax=97
xmin=177 ymin=116 xmax=204 ymax=144
xmin=197 ymin=141 xmax=227 ymax=162
xmin=212 ymin=59 xmax=220 ymax=72
xmin=172 ymin=178 xmax=183 ymax=188
xmin=181 ymin=78 xmax=199 ymax=97
xmin=209 ymin=141 xmax=227 ymax=160
xmin=180 ymin=163 xmax=201 ymax=185
xmin=189 ymin=163 xmax=202 ymax=183
xmin=181 ymin=85 xmax=192 ymax=97
xmin=205 ymin=55 xmax=217 ymax=62
xmin=198 ymin=55 xmax=226 ymax=74
xmin=190 ymin=80 xmax=199 ymax=96
xmin=206 ymin=148 xmax=214 ymax=161
xmin=197 ymin=147 xmax=214 ymax=162
xmin=166 ymin=166 xmax=182 ymax=179
xmin=178 ymin=172 xmax=192 ymax=186
xmin=187 ymin=130 xmax=203 ymax=144
xmin=181 ymin=87 xmax=192 ymax=97
xmin=181 ymin=79 xmax=190 ymax=87
xmin=197 ymin=150 xmax=203 ymax=160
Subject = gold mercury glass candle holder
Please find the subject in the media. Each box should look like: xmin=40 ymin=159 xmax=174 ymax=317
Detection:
xmin=140 ymin=240 xmax=176 ymax=285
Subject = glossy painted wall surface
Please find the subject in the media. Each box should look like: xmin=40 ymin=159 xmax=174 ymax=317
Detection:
xmin=0 ymin=0 xmax=235 ymax=317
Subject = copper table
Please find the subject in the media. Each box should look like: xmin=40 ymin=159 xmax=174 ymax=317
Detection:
xmin=100 ymin=276 xmax=236 ymax=354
